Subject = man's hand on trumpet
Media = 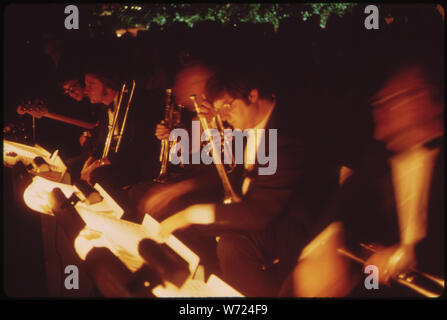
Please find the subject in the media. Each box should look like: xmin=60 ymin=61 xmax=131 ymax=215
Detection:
xmin=364 ymin=243 xmax=417 ymax=285
xmin=154 ymin=122 xmax=170 ymax=140
xmin=196 ymin=98 xmax=218 ymax=124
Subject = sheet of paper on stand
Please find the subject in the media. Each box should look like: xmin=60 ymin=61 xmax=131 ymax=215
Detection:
xmin=3 ymin=140 xmax=68 ymax=183
xmin=153 ymin=274 xmax=243 ymax=297
xmin=19 ymin=174 xmax=238 ymax=296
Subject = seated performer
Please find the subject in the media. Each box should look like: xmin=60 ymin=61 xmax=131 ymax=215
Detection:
xmin=288 ymin=63 xmax=444 ymax=298
xmin=129 ymin=62 xmax=225 ymax=272
xmin=156 ymin=67 xmax=340 ymax=296
xmin=79 ymin=62 xmax=159 ymax=197
xmin=153 ymin=61 xmax=217 ymax=179
xmin=132 ymin=61 xmax=222 ymax=221
xmin=365 ymin=63 xmax=444 ymax=283
xmin=59 ymin=75 xmax=104 ymax=181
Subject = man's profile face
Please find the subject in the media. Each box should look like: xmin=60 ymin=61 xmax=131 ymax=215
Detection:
xmin=84 ymin=74 xmax=106 ymax=104
xmin=62 ymin=80 xmax=84 ymax=102
xmin=213 ymin=92 xmax=251 ymax=130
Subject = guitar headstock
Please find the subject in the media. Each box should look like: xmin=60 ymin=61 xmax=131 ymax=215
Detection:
xmin=17 ymin=99 xmax=48 ymax=118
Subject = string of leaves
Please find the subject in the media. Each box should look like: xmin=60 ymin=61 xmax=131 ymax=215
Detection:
xmin=91 ymin=3 xmax=358 ymax=31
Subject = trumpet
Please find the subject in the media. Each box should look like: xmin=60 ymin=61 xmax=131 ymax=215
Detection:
xmin=101 ymin=80 xmax=136 ymax=163
xmin=212 ymin=112 xmax=237 ymax=173
xmin=190 ymin=95 xmax=241 ymax=204
xmin=337 ymin=243 xmax=444 ymax=298
xmin=154 ymin=89 xmax=183 ymax=183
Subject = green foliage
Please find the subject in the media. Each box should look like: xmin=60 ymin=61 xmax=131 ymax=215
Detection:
xmin=93 ymin=3 xmax=358 ymax=30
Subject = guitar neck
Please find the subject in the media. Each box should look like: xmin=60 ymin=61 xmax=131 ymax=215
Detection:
xmin=44 ymin=112 xmax=97 ymax=130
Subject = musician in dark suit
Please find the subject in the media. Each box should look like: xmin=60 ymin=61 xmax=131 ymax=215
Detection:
xmin=364 ymin=64 xmax=444 ymax=284
xmin=297 ymin=63 xmax=444 ymax=298
xmin=59 ymin=75 xmax=105 ymax=182
xmin=133 ymin=61 xmax=222 ymax=221
xmin=79 ymin=64 xmax=159 ymax=197
xmin=157 ymin=68 xmax=340 ymax=296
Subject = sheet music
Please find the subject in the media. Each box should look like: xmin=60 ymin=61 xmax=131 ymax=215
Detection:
xmin=3 ymin=140 xmax=67 ymax=181
xmin=152 ymin=274 xmax=243 ymax=297
xmin=19 ymin=174 xmax=242 ymax=297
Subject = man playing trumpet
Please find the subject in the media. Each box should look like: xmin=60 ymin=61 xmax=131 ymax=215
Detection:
xmin=154 ymin=67 xmax=339 ymax=297
xmin=366 ymin=64 xmax=444 ymax=285
xmin=133 ymin=62 xmax=224 ymax=221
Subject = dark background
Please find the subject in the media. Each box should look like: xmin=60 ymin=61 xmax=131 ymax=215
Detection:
xmin=4 ymin=3 xmax=444 ymax=161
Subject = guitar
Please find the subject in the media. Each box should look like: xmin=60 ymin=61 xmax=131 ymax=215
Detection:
xmin=17 ymin=102 xmax=98 ymax=130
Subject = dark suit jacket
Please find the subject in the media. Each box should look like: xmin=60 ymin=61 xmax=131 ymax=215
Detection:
xmin=89 ymin=85 xmax=160 ymax=188
xmin=329 ymin=137 xmax=443 ymax=279
xmin=211 ymin=101 xmax=340 ymax=239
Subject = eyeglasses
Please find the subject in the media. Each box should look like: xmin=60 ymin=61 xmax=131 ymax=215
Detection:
xmin=62 ymin=82 xmax=82 ymax=95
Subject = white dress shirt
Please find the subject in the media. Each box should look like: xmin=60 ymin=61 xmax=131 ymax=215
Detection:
xmin=242 ymin=103 xmax=275 ymax=195
xmin=390 ymin=145 xmax=440 ymax=246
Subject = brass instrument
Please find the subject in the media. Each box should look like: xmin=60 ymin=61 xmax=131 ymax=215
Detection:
xmin=337 ymin=243 xmax=444 ymax=298
xmin=154 ymin=89 xmax=183 ymax=183
xmin=101 ymin=80 xmax=136 ymax=163
xmin=190 ymin=95 xmax=241 ymax=204
xmin=213 ymin=112 xmax=236 ymax=173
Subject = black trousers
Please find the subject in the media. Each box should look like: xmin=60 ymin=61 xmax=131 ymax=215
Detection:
xmin=216 ymin=215 xmax=309 ymax=297
xmin=65 ymin=154 xmax=88 ymax=182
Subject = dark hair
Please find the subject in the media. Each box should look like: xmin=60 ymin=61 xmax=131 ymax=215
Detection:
xmin=83 ymin=62 xmax=121 ymax=91
xmin=57 ymin=70 xmax=83 ymax=87
xmin=205 ymin=67 xmax=275 ymax=104
xmin=82 ymin=45 xmax=122 ymax=91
